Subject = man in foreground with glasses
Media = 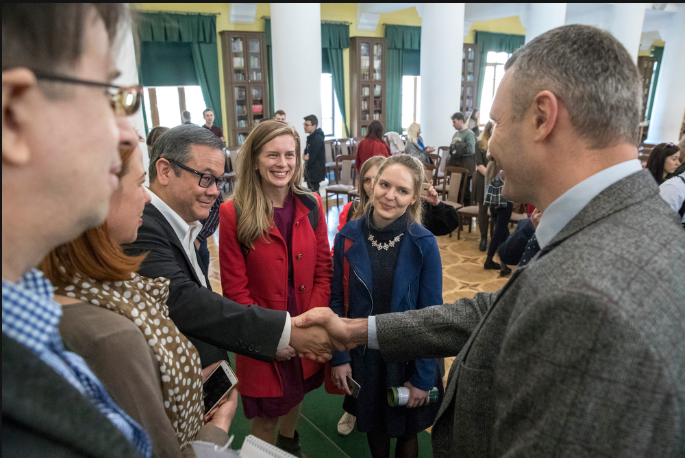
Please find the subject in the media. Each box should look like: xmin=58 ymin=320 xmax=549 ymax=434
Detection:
xmin=125 ymin=125 xmax=335 ymax=369
xmin=3 ymin=3 xmax=151 ymax=457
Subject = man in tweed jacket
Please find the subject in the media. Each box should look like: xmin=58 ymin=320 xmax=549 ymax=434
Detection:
xmin=297 ymin=25 xmax=685 ymax=457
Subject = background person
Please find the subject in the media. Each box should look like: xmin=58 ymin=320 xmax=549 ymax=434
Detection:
xmin=404 ymin=122 xmax=434 ymax=164
xmin=330 ymin=155 xmax=443 ymax=458
xmin=220 ymin=121 xmax=331 ymax=456
xmin=474 ymin=121 xmax=494 ymax=251
xmin=497 ymin=208 xmax=542 ymax=267
xmin=2 ymin=3 xmax=152 ymax=456
xmin=467 ymin=108 xmax=480 ymax=136
xmin=274 ymin=110 xmax=286 ymax=122
xmin=303 ymin=115 xmax=325 ymax=193
xmin=646 ymin=142 xmax=681 ymax=185
xmin=355 ymin=120 xmax=390 ymax=175
xmin=483 ymin=160 xmax=513 ymax=276
xmin=450 ymin=112 xmax=477 ymax=205
xmin=202 ymin=108 xmax=225 ymax=143
xmin=146 ymin=126 xmax=169 ymax=159
xmin=41 ymin=142 xmax=238 ymax=458
xmin=182 ymin=110 xmax=193 ymax=125
xmin=659 ymin=172 xmax=685 ymax=227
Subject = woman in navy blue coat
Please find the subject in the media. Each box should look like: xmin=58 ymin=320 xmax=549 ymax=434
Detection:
xmin=329 ymin=155 xmax=443 ymax=458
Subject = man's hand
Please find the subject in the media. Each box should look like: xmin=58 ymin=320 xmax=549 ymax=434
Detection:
xmin=293 ymin=308 xmax=369 ymax=363
xmin=290 ymin=317 xmax=337 ymax=363
xmin=403 ymin=381 xmax=429 ymax=408
xmin=421 ymin=180 xmax=439 ymax=206
xmin=331 ymin=363 xmax=353 ymax=396
xmin=275 ymin=345 xmax=297 ymax=361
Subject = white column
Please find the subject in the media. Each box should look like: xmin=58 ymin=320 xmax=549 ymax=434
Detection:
xmin=419 ymin=3 xmax=464 ymax=148
xmin=524 ymin=4 xmax=567 ymax=44
xmin=116 ymin=16 xmax=149 ymax=179
xmin=271 ymin=3 xmax=322 ymax=154
xmin=606 ymin=4 xmax=646 ymax=63
xmin=646 ymin=6 xmax=685 ymax=144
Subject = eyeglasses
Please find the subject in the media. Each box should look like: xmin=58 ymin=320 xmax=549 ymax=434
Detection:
xmin=165 ymin=158 xmax=228 ymax=190
xmin=32 ymin=71 xmax=141 ymax=116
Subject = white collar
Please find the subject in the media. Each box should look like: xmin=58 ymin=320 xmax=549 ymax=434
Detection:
xmin=536 ymin=159 xmax=642 ymax=249
xmin=146 ymin=188 xmax=202 ymax=245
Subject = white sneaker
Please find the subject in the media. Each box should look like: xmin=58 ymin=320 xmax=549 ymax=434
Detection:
xmin=337 ymin=412 xmax=356 ymax=436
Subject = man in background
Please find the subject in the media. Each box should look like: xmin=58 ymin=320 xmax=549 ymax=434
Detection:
xmin=202 ymin=108 xmax=225 ymax=143
xmin=303 ymin=114 xmax=325 ymax=193
xmin=182 ymin=110 xmax=193 ymax=125
xmin=274 ymin=110 xmax=286 ymax=122
xmin=450 ymin=112 xmax=477 ymax=205
xmin=3 ymin=3 xmax=151 ymax=456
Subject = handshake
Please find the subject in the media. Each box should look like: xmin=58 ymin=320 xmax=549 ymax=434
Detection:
xmin=288 ymin=308 xmax=369 ymax=363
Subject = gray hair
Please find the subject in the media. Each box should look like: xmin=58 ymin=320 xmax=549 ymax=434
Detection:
xmin=149 ymin=124 xmax=224 ymax=182
xmin=504 ymin=24 xmax=641 ymax=149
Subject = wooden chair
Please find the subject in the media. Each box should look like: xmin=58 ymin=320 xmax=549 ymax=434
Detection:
xmin=324 ymin=139 xmax=340 ymax=183
xmin=457 ymin=205 xmax=487 ymax=239
xmin=435 ymin=147 xmax=450 ymax=187
xmin=440 ymin=166 xmax=469 ymax=238
xmin=324 ymin=154 xmax=356 ymax=212
xmin=424 ymin=164 xmax=438 ymax=184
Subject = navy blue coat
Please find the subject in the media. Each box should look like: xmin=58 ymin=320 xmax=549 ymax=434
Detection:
xmin=329 ymin=215 xmax=443 ymax=391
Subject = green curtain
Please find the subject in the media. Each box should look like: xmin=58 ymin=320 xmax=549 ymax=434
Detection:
xmin=385 ymin=25 xmax=421 ymax=134
xmin=141 ymin=42 xmax=198 ymax=86
xmin=136 ymin=12 xmax=223 ymax=129
xmin=646 ymin=46 xmax=664 ymax=121
xmin=475 ymin=31 xmax=525 ymax=108
xmin=322 ymin=23 xmax=350 ymax=137
xmin=265 ymin=19 xmax=274 ymax=118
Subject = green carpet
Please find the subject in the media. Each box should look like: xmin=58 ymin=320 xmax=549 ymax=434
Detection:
xmin=225 ymin=353 xmax=433 ymax=457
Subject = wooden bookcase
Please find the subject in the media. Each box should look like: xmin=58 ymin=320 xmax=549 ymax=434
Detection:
xmin=637 ymin=56 xmax=657 ymax=122
xmin=350 ymin=37 xmax=386 ymax=137
xmin=220 ymin=31 xmax=269 ymax=146
xmin=460 ymin=44 xmax=480 ymax=119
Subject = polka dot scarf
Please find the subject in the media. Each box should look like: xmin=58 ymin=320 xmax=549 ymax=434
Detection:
xmin=54 ymin=271 xmax=204 ymax=449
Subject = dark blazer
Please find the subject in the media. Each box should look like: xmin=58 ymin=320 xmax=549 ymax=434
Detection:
xmin=124 ymin=203 xmax=287 ymax=367
xmin=304 ymin=128 xmax=326 ymax=183
xmin=497 ymin=218 xmax=536 ymax=266
xmin=2 ymin=333 xmax=140 ymax=457
xmin=377 ymin=170 xmax=685 ymax=457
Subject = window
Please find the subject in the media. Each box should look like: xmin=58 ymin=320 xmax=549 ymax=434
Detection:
xmin=479 ymin=52 xmax=511 ymax=125
xmin=143 ymin=85 xmax=208 ymax=131
xmin=401 ymin=75 xmax=421 ymax=132
xmin=320 ymin=73 xmax=344 ymax=138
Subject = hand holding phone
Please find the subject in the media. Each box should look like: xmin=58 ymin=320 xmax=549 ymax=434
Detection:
xmin=203 ymin=360 xmax=238 ymax=416
xmin=346 ymin=375 xmax=361 ymax=399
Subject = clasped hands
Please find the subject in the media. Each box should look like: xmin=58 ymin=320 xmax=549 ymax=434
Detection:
xmin=288 ymin=308 xmax=367 ymax=363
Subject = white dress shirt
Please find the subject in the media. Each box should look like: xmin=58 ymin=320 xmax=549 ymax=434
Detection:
xmin=368 ymin=159 xmax=643 ymax=349
xmin=659 ymin=172 xmax=685 ymax=224
xmin=146 ymin=188 xmax=291 ymax=349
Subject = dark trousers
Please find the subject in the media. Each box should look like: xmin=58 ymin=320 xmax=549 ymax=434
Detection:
xmin=306 ymin=180 xmax=321 ymax=194
xmin=487 ymin=202 xmax=514 ymax=261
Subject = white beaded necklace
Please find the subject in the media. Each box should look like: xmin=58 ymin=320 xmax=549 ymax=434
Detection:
xmin=368 ymin=233 xmax=403 ymax=251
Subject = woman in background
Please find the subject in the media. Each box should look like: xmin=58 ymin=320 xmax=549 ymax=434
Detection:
xmin=484 ymin=159 xmax=513 ymax=277
xmin=220 ymin=121 xmax=331 ymax=457
xmin=404 ymin=122 xmax=434 ymax=164
xmin=646 ymin=142 xmax=681 ymax=185
xmin=467 ymin=108 xmax=480 ymax=136
xmin=474 ymin=121 xmax=493 ymax=251
xmin=356 ymin=120 xmax=390 ymax=175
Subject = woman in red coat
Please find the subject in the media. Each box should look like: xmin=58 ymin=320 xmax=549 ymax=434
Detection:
xmin=356 ymin=120 xmax=390 ymax=175
xmin=219 ymin=121 xmax=332 ymax=456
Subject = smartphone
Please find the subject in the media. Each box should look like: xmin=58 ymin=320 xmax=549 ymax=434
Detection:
xmin=421 ymin=182 xmax=430 ymax=196
xmin=346 ymin=375 xmax=361 ymax=399
xmin=203 ymin=361 xmax=238 ymax=414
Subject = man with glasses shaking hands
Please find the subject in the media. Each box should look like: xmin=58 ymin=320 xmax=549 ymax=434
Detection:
xmin=125 ymin=125 xmax=336 ymax=369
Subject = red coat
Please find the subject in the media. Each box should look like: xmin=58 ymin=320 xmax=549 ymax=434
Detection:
xmin=355 ymin=138 xmax=390 ymax=175
xmin=219 ymin=193 xmax=332 ymax=398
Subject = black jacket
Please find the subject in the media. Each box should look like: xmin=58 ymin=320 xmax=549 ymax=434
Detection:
xmin=305 ymin=128 xmax=326 ymax=183
xmin=497 ymin=218 xmax=537 ymax=266
xmin=123 ymin=203 xmax=286 ymax=367
xmin=2 ymin=333 xmax=140 ymax=457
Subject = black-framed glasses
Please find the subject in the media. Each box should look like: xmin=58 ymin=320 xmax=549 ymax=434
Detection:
xmin=165 ymin=158 xmax=228 ymax=190
xmin=32 ymin=71 xmax=141 ymax=116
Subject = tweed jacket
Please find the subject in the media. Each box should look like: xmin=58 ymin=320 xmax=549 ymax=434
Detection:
xmin=376 ymin=169 xmax=685 ymax=457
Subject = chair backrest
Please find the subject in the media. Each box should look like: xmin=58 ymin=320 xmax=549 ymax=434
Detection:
xmin=427 ymin=153 xmax=441 ymax=172
xmin=383 ymin=135 xmax=391 ymax=148
xmin=324 ymin=139 xmax=338 ymax=163
xmin=336 ymin=154 xmax=356 ymax=186
xmin=444 ymin=166 xmax=469 ymax=204
xmin=437 ymin=147 xmax=449 ymax=175
xmin=337 ymin=138 xmax=354 ymax=156
xmin=228 ymin=146 xmax=240 ymax=171
xmin=424 ymin=164 xmax=437 ymax=184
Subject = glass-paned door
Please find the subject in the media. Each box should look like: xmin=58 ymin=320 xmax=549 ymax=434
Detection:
xmin=373 ymin=43 xmax=382 ymax=80
xmin=361 ymin=84 xmax=371 ymax=122
xmin=373 ymin=84 xmax=382 ymax=120
xmin=360 ymin=43 xmax=370 ymax=80
xmin=234 ymin=85 xmax=248 ymax=128
xmin=231 ymin=37 xmax=246 ymax=81
xmin=248 ymin=38 xmax=262 ymax=81
xmin=249 ymin=85 xmax=265 ymax=128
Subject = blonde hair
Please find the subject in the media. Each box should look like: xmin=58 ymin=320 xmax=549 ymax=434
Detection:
xmin=352 ymin=156 xmax=387 ymax=221
xmin=230 ymin=120 xmax=308 ymax=249
xmin=407 ymin=123 xmax=421 ymax=144
xmin=486 ymin=159 xmax=502 ymax=182
xmin=478 ymin=121 xmax=494 ymax=146
xmin=371 ymin=155 xmax=424 ymax=225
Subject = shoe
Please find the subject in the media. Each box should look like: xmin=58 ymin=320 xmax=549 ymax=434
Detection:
xmin=337 ymin=412 xmax=356 ymax=436
xmin=479 ymin=238 xmax=487 ymax=252
xmin=484 ymin=260 xmax=501 ymax=270
xmin=276 ymin=430 xmax=305 ymax=458
xmin=499 ymin=266 xmax=512 ymax=277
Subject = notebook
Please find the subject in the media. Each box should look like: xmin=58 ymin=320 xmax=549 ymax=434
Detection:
xmin=189 ymin=435 xmax=296 ymax=458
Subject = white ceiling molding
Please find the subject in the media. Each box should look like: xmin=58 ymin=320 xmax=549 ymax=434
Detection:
xmin=230 ymin=3 xmax=257 ymax=24
xmin=358 ymin=12 xmax=382 ymax=31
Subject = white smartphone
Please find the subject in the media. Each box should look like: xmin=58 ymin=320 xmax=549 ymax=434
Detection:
xmin=203 ymin=360 xmax=238 ymax=414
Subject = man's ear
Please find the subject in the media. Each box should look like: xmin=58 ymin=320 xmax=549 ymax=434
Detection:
xmin=155 ymin=158 xmax=172 ymax=186
xmin=530 ymin=90 xmax=558 ymax=143
xmin=2 ymin=68 xmax=38 ymax=166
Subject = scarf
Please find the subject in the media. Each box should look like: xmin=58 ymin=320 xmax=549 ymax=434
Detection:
xmin=53 ymin=270 xmax=204 ymax=448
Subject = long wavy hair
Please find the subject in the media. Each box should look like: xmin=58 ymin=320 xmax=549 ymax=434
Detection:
xmin=477 ymin=121 xmax=494 ymax=150
xmin=352 ymin=155 xmax=387 ymax=221
xmin=230 ymin=120 xmax=309 ymax=249
xmin=368 ymin=154 xmax=424 ymax=226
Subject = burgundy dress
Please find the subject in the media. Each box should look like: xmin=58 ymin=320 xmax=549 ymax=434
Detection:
xmin=241 ymin=194 xmax=324 ymax=419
